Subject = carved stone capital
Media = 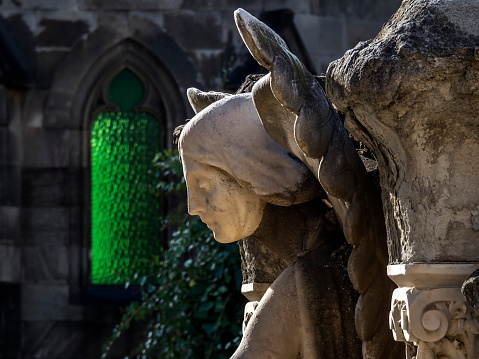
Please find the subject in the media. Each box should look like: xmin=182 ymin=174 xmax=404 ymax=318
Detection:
xmin=388 ymin=263 xmax=479 ymax=358
xmin=241 ymin=282 xmax=271 ymax=302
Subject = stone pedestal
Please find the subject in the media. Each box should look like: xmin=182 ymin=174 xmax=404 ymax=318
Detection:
xmin=327 ymin=0 xmax=479 ymax=357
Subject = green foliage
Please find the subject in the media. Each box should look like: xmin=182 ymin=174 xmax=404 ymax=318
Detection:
xmin=102 ymin=149 xmax=245 ymax=359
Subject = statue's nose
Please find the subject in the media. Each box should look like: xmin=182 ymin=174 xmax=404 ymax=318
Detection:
xmin=188 ymin=192 xmax=206 ymax=216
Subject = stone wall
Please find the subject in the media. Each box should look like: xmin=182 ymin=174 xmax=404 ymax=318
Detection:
xmin=0 ymin=0 xmax=401 ymax=358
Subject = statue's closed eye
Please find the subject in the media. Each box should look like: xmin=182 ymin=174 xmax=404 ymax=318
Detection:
xmin=198 ymin=179 xmax=212 ymax=191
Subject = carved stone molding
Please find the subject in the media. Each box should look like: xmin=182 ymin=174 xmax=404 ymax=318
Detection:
xmin=241 ymin=283 xmax=271 ymax=302
xmin=389 ymin=263 xmax=479 ymax=358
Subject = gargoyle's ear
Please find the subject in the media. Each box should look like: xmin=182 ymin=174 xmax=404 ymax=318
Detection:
xmin=187 ymin=87 xmax=231 ymax=114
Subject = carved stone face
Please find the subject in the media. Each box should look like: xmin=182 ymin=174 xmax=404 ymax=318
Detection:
xmin=181 ymin=154 xmax=265 ymax=243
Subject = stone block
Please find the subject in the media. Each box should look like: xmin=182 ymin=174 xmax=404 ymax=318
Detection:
xmin=21 ymin=168 xmax=68 ymax=207
xmin=21 ymin=284 xmax=84 ymax=321
xmin=44 ymin=91 xmax=74 ymax=129
xmin=193 ymin=49 xmax=224 ymax=89
xmin=79 ymin=0 xmax=181 ymax=10
xmin=22 ymin=90 xmax=47 ymax=128
xmin=0 ymin=206 xmax=20 ymax=242
xmin=4 ymin=0 xmax=75 ymax=9
xmin=36 ymin=19 xmax=89 ymax=48
xmin=69 ymin=206 xmax=84 ymax=246
xmin=68 ymin=129 xmax=85 ymax=168
xmin=0 ymin=283 xmax=21 ymax=356
xmin=327 ymin=0 xmax=479 ymax=263
xmin=44 ymin=14 xmax=128 ymax=129
xmin=68 ymin=246 xmax=88 ymax=285
xmin=0 ymin=14 xmax=36 ymax=87
xmin=128 ymin=15 xmax=200 ymax=95
xmin=238 ymin=238 xmax=287 ymax=285
xmin=0 ymin=127 xmax=21 ymax=166
xmin=21 ymin=321 xmax=87 ymax=358
xmin=226 ymin=0 xmax=262 ymax=11
xmin=0 ymin=127 xmax=6 ymax=165
xmin=0 ymin=245 xmax=21 ymax=282
xmin=313 ymin=54 xmax=341 ymax=74
xmin=22 ymin=246 xmax=69 ymax=284
xmin=22 ymin=208 xmax=68 ymax=246
xmin=263 ymin=0 xmax=311 ymax=14
xmin=0 ymin=166 xmax=21 ymax=206
xmin=0 ymin=86 xmax=7 ymax=126
xmin=293 ymin=14 xmax=322 ymax=56
xmin=68 ymin=169 xmax=85 ymax=207
xmin=374 ymin=1 xmax=403 ymax=22
xmin=294 ymin=14 xmax=347 ymax=57
xmin=181 ymin=0 xmax=224 ymax=10
xmin=308 ymin=0 xmax=401 ymax=21
xmin=163 ymin=11 xmax=222 ymax=51
xmin=346 ymin=19 xmax=384 ymax=49
xmin=22 ymin=128 xmax=70 ymax=168
xmin=35 ymin=49 xmax=69 ymax=89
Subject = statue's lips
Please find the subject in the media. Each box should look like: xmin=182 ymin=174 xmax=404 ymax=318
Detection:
xmin=199 ymin=215 xmax=215 ymax=230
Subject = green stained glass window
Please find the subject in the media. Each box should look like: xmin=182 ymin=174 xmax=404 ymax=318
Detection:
xmin=90 ymin=69 xmax=161 ymax=285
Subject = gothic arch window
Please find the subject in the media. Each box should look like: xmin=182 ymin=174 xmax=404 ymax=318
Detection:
xmin=90 ymin=67 xmax=163 ymax=285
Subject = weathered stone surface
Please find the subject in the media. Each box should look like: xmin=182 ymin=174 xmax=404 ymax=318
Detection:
xmin=22 ymin=246 xmax=69 ymax=283
xmin=44 ymin=15 xmax=129 ymax=129
xmin=22 ymin=90 xmax=47 ymax=128
xmin=69 ymin=207 xmax=84 ymax=246
xmin=21 ymin=321 xmax=87 ymax=358
xmin=36 ymin=19 xmax=89 ymax=48
xmin=22 ymin=128 xmax=70 ymax=167
xmin=0 ymin=166 xmax=21 ymax=206
xmin=0 ymin=127 xmax=20 ymax=166
xmin=21 ymin=208 xmax=68 ymax=246
xmin=192 ymin=49 xmax=224 ymax=89
xmin=2 ymin=0 xmax=75 ymax=9
xmin=179 ymin=85 xmax=362 ymax=357
xmin=235 ymin=9 xmax=402 ymax=358
xmin=309 ymin=0 xmax=402 ymax=21
xmin=21 ymin=168 xmax=67 ymax=207
xmin=327 ymin=0 xmax=479 ymax=263
xmin=0 ymin=127 xmax=6 ymax=164
xmin=35 ymin=50 xmax=69 ymax=89
xmin=294 ymin=15 xmax=346 ymax=57
xmin=0 ymin=283 xmax=21 ymax=357
xmin=78 ymin=0 xmax=182 ymax=10
xmin=67 ymin=129 xmax=84 ymax=168
xmin=0 ymin=14 xmax=36 ymax=87
xmin=0 ymin=206 xmax=20 ymax=242
xmin=0 ymin=245 xmax=20 ymax=281
xmin=21 ymin=284 xmax=83 ymax=321
xmin=263 ymin=0 xmax=310 ymax=13
xmin=238 ymin=237 xmax=287 ymax=285
xmin=68 ymin=246 xmax=85 ymax=284
xmin=181 ymin=0 xmax=224 ymax=11
xmin=163 ymin=11 xmax=222 ymax=51
xmin=67 ymin=169 xmax=84 ymax=207
xmin=0 ymin=85 xmax=7 ymax=126
xmin=346 ymin=18 xmax=384 ymax=49
xmin=229 ymin=0 xmax=263 ymax=12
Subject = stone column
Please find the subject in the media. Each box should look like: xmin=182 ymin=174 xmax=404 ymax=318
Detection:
xmin=327 ymin=0 xmax=479 ymax=357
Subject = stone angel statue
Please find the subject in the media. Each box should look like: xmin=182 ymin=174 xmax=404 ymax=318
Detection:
xmin=177 ymin=88 xmax=362 ymax=357
xmin=232 ymin=8 xmax=404 ymax=359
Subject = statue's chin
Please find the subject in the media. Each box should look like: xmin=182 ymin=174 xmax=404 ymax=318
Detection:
xmin=212 ymin=224 xmax=255 ymax=244
xmin=213 ymin=231 xmax=240 ymax=244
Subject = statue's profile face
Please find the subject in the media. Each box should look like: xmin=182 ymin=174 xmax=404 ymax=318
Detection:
xmin=181 ymin=154 xmax=265 ymax=243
